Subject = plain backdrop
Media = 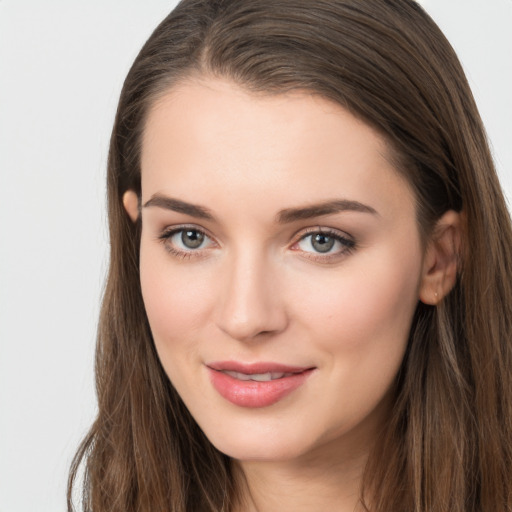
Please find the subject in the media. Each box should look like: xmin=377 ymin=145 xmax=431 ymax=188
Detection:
xmin=0 ymin=1 xmax=511 ymax=511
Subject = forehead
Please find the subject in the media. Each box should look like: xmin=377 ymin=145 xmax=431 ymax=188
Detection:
xmin=140 ymin=78 xmax=415 ymax=221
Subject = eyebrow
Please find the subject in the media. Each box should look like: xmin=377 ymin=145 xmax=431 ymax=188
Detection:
xmin=276 ymin=199 xmax=378 ymax=223
xmin=143 ymin=194 xmax=378 ymax=222
xmin=143 ymin=195 xmax=214 ymax=220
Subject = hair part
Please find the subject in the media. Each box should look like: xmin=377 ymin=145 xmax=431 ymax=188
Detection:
xmin=69 ymin=1 xmax=512 ymax=511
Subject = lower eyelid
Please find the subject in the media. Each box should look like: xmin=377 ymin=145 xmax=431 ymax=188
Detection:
xmin=295 ymin=230 xmax=354 ymax=246
xmin=158 ymin=226 xmax=217 ymax=257
xmin=157 ymin=226 xmax=354 ymax=260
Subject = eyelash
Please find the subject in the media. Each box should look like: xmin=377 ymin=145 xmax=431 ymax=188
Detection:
xmin=158 ymin=225 xmax=215 ymax=260
xmin=157 ymin=225 xmax=356 ymax=262
xmin=291 ymin=227 xmax=356 ymax=262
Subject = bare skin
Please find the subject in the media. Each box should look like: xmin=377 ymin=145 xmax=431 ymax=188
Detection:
xmin=123 ymin=78 xmax=460 ymax=511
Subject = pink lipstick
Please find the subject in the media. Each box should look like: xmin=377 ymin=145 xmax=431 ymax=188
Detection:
xmin=206 ymin=361 xmax=315 ymax=408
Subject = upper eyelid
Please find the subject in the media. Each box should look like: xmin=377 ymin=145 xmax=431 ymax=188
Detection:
xmin=292 ymin=225 xmax=354 ymax=243
xmin=157 ymin=224 xmax=354 ymax=250
xmin=157 ymin=225 xmax=217 ymax=253
xmin=158 ymin=224 xmax=352 ymax=238
xmin=293 ymin=228 xmax=356 ymax=261
xmin=159 ymin=224 xmax=214 ymax=240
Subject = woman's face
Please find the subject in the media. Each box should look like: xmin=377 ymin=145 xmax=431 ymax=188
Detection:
xmin=134 ymin=78 xmax=427 ymax=462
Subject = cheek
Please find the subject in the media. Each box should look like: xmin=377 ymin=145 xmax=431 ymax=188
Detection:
xmin=291 ymin=245 xmax=422 ymax=358
xmin=139 ymin=244 xmax=215 ymax=356
xmin=282 ymin=246 xmax=423 ymax=437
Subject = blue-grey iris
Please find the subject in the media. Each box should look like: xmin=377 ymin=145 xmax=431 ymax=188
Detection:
xmin=182 ymin=230 xmax=204 ymax=249
xmin=312 ymin=233 xmax=335 ymax=253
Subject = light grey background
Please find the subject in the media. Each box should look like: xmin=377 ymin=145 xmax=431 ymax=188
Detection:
xmin=0 ymin=1 xmax=511 ymax=511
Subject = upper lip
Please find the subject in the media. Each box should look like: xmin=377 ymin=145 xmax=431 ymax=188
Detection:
xmin=206 ymin=361 xmax=314 ymax=374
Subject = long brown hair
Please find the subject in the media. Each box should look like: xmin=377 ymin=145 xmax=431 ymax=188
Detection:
xmin=68 ymin=1 xmax=512 ymax=511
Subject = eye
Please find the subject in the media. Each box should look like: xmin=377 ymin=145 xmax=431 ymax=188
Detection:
xmin=293 ymin=229 xmax=355 ymax=259
xmin=158 ymin=226 xmax=215 ymax=258
xmin=176 ymin=229 xmax=207 ymax=249
xmin=301 ymin=232 xmax=336 ymax=253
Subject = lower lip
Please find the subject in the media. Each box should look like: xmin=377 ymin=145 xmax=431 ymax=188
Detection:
xmin=207 ymin=368 xmax=314 ymax=408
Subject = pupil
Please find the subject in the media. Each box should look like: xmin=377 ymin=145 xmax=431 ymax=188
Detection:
xmin=312 ymin=234 xmax=334 ymax=253
xmin=182 ymin=230 xmax=204 ymax=249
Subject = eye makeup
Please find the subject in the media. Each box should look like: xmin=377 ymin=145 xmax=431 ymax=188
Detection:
xmin=157 ymin=225 xmax=215 ymax=260
xmin=290 ymin=227 xmax=356 ymax=263
xmin=157 ymin=224 xmax=356 ymax=263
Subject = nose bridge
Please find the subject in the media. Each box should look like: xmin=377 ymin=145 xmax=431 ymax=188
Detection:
xmin=216 ymin=243 xmax=287 ymax=341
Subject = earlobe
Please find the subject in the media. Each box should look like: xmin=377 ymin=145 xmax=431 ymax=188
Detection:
xmin=419 ymin=210 xmax=462 ymax=305
xmin=123 ymin=190 xmax=140 ymax=223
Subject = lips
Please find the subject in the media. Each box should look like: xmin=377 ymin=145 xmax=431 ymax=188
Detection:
xmin=221 ymin=370 xmax=295 ymax=381
xmin=206 ymin=361 xmax=315 ymax=408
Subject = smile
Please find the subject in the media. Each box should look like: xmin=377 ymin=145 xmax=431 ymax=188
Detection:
xmin=221 ymin=370 xmax=295 ymax=381
xmin=206 ymin=362 xmax=315 ymax=408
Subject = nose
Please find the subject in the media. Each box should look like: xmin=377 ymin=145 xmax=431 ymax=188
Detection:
xmin=215 ymin=250 xmax=288 ymax=342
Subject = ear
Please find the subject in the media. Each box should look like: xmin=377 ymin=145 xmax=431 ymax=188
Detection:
xmin=419 ymin=210 xmax=462 ymax=305
xmin=123 ymin=190 xmax=140 ymax=223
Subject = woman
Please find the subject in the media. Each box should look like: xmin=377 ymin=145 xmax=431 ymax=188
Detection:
xmin=68 ymin=1 xmax=512 ymax=511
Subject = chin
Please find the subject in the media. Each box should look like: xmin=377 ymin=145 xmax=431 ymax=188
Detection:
xmin=198 ymin=417 xmax=320 ymax=462
xmin=212 ymin=436 xmax=306 ymax=462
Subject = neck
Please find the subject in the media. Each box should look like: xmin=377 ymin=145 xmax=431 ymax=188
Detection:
xmin=231 ymin=437 xmax=369 ymax=512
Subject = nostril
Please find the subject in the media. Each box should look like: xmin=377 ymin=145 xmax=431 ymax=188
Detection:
xmin=214 ymin=255 xmax=289 ymax=341
xmin=216 ymin=307 xmax=288 ymax=342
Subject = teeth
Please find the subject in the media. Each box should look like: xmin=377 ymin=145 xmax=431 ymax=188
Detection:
xmin=222 ymin=370 xmax=292 ymax=381
xmin=224 ymin=370 xmax=251 ymax=381
xmin=250 ymin=372 xmax=280 ymax=382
